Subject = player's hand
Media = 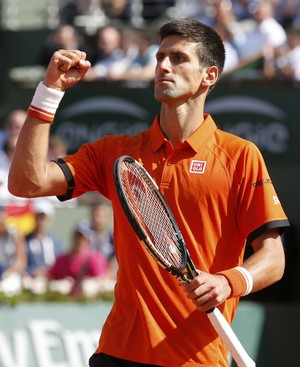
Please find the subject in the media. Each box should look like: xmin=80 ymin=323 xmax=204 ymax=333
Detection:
xmin=43 ymin=49 xmax=91 ymax=91
xmin=183 ymin=270 xmax=231 ymax=312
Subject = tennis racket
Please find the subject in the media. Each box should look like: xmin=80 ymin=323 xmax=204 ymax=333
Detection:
xmin=113 ymin=155 xmax=256 ymax=367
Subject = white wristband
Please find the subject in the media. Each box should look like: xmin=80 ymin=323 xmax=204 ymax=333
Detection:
xmin=234 ymin=266 xmax=253 ymax=296
xmin=27 ymin=82 xmax=65 ymax=123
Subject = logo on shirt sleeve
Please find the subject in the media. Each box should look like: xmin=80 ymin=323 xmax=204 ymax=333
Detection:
xmin=190 ymin=160 xmax=207 ymax=174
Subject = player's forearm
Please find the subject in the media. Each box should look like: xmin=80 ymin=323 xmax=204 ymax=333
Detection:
xmin=9 ymin=50 xmax=90 ymax=198
xmin=8 ymin=115 xmax=52 ymax=197
xmin=243 ymin=229 xmax=285 ymax=292
xmin=215 ymin=229 xmax=285 ymax=301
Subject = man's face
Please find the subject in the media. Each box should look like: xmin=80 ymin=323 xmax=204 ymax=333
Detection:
xmin=98 ymin=28 xmax=121 ymax=55
xmin=154 ymin=35 xmax=204 ymax=104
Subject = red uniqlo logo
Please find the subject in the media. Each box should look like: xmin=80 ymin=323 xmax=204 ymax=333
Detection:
xmin=190 ymin=160 xmax=207 ymax=174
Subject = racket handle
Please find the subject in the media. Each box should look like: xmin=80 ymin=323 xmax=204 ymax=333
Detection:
xmin=207 ymin=308 xmax=256 ymax=367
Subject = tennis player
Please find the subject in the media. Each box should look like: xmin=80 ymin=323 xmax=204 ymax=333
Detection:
xmin=8 ymin=18 xmax=289 ymax=367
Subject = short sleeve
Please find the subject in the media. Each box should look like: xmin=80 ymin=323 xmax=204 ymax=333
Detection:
xmin=236 ymin=142 xmax=289 ymax=242
xmin=54 ymin=139 xmax=108 ymax=201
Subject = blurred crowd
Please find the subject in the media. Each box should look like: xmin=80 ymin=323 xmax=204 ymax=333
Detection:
xmin=34 ymin=0 xmax=300 ymax=83
xmin=0 ymin=195 xmax=117 ymax=299
xmin=0 ymin=109 xmax=116 ymax=299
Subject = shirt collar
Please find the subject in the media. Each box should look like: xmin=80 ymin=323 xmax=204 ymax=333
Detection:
xmin=150 ymin=114 xmax=217 ymax=153
xmin=187 ymin=114 xmax=217 ymax=152
xmin=150 ymin=115 xmax=168 ymax=152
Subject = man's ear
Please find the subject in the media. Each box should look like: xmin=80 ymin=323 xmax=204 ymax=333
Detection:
xmin=201 ymin=66 xmax=219 ymax=88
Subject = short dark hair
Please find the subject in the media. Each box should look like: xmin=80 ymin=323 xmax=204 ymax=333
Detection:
xmin=159 ymin=18 xmax=225 ymax=76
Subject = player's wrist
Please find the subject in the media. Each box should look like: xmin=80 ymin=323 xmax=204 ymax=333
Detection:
xmin=217 ymin=267 xmax=253 ymax=298
xmin=27 ymin=81 xmax=65 ymax=123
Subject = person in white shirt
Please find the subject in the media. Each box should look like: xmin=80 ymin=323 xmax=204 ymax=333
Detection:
xmin=218 ymin=0 xmax=287 ymax=63
xmin=266 ymin=25 xmax=300 ymax=81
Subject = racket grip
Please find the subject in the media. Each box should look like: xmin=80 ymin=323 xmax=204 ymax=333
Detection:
xmin=207 ymin=308 xmax=256 ymax=367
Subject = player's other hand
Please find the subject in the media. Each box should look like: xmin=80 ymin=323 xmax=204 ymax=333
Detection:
xmin=183 ymin=270 xmax=231 ymax=312
xmin=44 ymin=49 xmax=91 ymax=91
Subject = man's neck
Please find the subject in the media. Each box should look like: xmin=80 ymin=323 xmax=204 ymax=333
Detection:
xmin=159 ymin=103 xmax=205 ymax=147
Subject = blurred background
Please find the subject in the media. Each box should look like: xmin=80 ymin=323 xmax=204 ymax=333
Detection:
xmin=0 ymin=1 xmax=299 ymax=366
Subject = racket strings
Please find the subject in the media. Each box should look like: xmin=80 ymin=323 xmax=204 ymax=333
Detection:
xmin=121 ymin=162 xmax=184 ymax=268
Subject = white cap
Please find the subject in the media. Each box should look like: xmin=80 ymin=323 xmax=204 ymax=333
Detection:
xmin=31 ymin=199 xmax=55 ymax=218
xmin=74 ymin=219 xmax=92 ymax=239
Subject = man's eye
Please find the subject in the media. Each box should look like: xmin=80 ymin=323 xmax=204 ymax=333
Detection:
xmin=156 ymin=54 xmax=164 ymax=62
xmin=172 ymin=55 xmax=184 ymax=63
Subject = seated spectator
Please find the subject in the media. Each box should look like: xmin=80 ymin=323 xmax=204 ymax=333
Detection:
xmin=252 ymin=0 xmax=287 ymax=51
xmin=84 ymin=25 xmax=131 ymax=81
xmin=0 ymin=136 xmax=34 ymax=235
xmin=38 ymin=24 xmax=94 ymax=67
xmin=0 ymin=135 xmax=17 ymax=172
xmin=265 ymin=25 xmax=300 ymax=81
xmin=107 ymin=29 xmax=159 ymax=86
xmin=216 ymin=0 xmax=286 ymax=60
xmin=59 ymin=0 xmax=105 ymax=26
xmin=0 ymin=109 xmax=26 ymax=162
xmin=25 ymin=199 xmax=63 ymax=278
xmin=48 ymin=220 xmax=109 ymax=296
xmin=0 ymin=110 xmax=27 ymax=207
xmin=0 ymin=112 xmax=41 ymax=234
xmin=87 ymin=197 xmax=117 ymax=278
xmin=0 ymin=206 xmax=27 ymax=279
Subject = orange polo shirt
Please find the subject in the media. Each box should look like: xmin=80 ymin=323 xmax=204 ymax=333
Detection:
xmin=58 ymin=114 xmax=289 ymax=367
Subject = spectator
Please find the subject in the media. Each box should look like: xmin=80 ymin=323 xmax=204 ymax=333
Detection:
xmin=0 ymin=206 xmax=27 ymax=279
xmin=217 ymin=0 xmax=286 ymax=63
xmin=107 ymin=29 xmax=159 ymax=86
xmin=0 ymin=134 xmax=35 ymax=235
xmin=48 ymin=219 xmax=109 ymax=296
xmin=38 ymin=24 xmax=93 ymax=67
xmin=88 ymin=197 xmax=117 ymax=279
xmin=59 ymin=0 xmax=106 ymax=26
xmin=0 ymin=109 xmax=26 ymax=155
xmin=252 ymin=0 xmax=287 ymax=50
xmin=0 ymin=135 xmax=18 ymax=178
xmin=242 ymin=0 xmax=287 ymax=62
xmin=0 ymin=110 xmax=27 ymax=206
xmin=0 ymin=135 xmax=32 ymax=216
xmin=25 ymin=199 xmax=63 ymax=278
xmin=84 ymin=25 xmax=130 ymax=81
xmin=265 ymin=24 xmax=300 ymax=81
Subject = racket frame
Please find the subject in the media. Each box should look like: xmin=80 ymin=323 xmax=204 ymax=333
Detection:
xmin=114 ymin=155 xmax=192 ymax=280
